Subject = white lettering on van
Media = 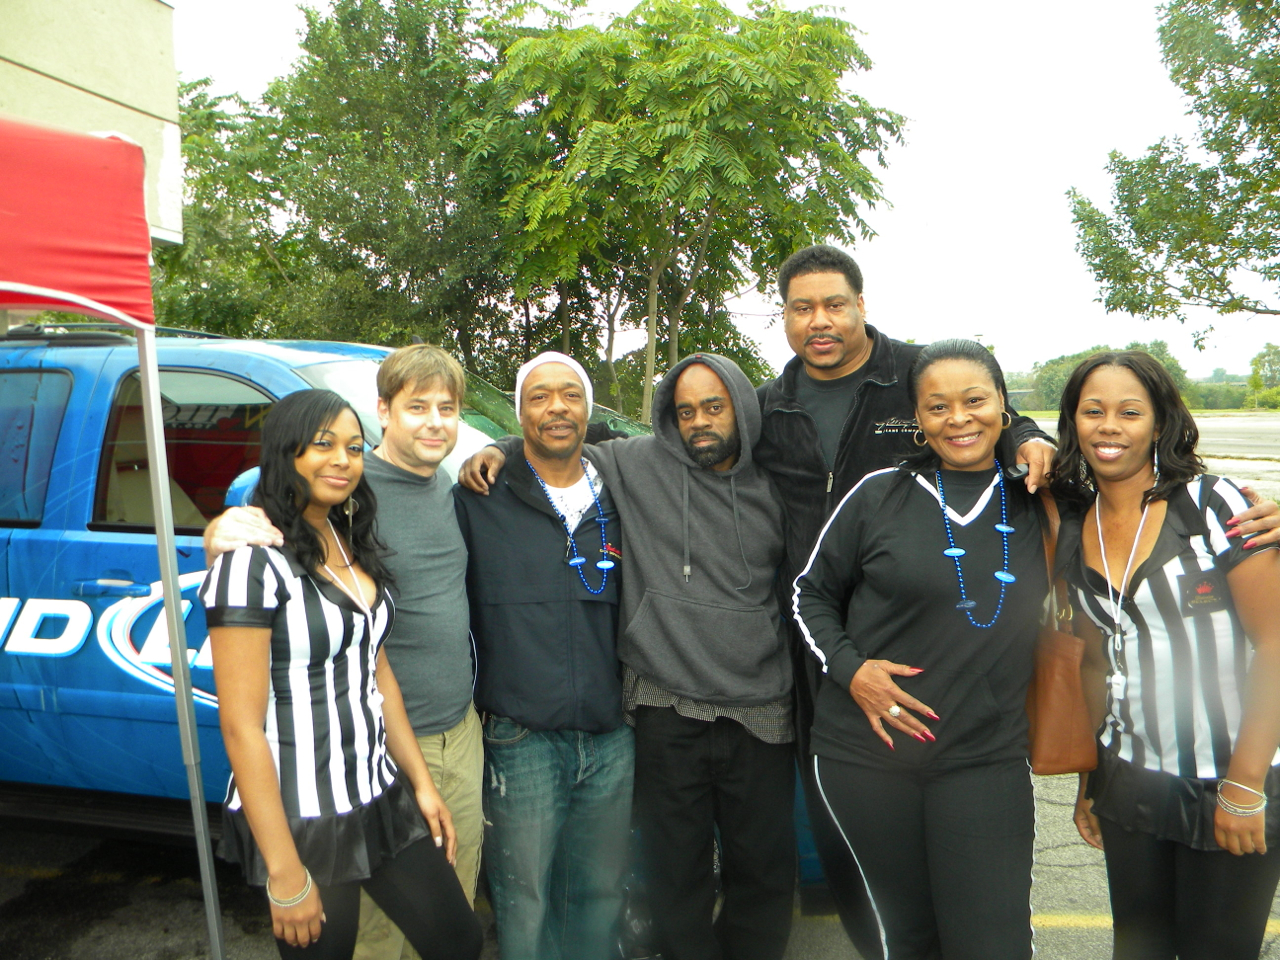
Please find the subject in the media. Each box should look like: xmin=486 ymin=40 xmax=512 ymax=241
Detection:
xmin=2 ymin=599 xmax=93 ymax=656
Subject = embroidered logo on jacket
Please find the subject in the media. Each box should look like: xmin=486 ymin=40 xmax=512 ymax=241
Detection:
xmin=873 ymin=417 xmax=917 ymax=435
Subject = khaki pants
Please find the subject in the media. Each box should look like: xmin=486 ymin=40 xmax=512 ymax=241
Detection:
xmin=354 ymin=706 xmax=484 ymax=960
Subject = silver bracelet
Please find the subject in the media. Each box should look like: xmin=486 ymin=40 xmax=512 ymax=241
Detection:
xmin=1216 ymin=789 xmax=1267 ymax=818
xmin=1220 ymin=778 xmax=1267 ymax=801
xmin=266 ymin=868 xmax=313 ymax=908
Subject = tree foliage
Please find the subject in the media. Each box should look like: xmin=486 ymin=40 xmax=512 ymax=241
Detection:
xmin=472 ymin=0 xmax=902 ymax=419
xmin=1026 ymin=340 xmax=1187 ymax=409
xmin=156 ymin=0 xmax=896 ymax=411
xmin=1250 ymin=342 xmax=1280 ymax=390
xmin=1070 ymin=0 xmax=1280 ymax=340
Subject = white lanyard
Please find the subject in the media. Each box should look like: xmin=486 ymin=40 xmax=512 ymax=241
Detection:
xmin=323 ymin=518 xmax=375 ymax=638
xmin=1095 ymin=497 xmax=1151 ymax=700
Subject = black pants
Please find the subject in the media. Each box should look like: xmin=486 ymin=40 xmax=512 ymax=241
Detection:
xmin=275 ymin=838 xmax=482 ymax=960
xmin=1100 ymin=816 xmax=1280 ymax=960
xmin=633 ymin=707 xmax=796 ymax=960
xmin=814 ymin=754 xmax=1034 ymax=960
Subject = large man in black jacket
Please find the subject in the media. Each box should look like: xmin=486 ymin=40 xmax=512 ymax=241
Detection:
xmin=754 ymin=245 xmax=1054 ymax=958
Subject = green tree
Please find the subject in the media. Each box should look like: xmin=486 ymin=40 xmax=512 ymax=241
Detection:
xmin=1251 ymin=342 xmax=1280 ymax=389
xmin=474 ymin=0 xmax=902 ymax=420
xmin=1070 ymin=0 xmax=1280 ymax=342
xmin=151 ymin=81 xmax=303 ymax=336
xmin=1026 ymin=346 xmax=1112 ymax=411
xmin=1126 ymin=339 xmax=1189 ymax=392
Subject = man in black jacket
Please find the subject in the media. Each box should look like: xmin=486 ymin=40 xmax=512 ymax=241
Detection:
xmin=754 ymin=245 xmax=1054 ymax=958
xmin=453 ymin=352 xmax=632 ymax=960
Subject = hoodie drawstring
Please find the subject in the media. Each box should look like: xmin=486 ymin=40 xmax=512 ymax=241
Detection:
xmin=682 ymin=470 xmax=691 ymax=582
xmin=681 ymin=469 xmax=753 ymax=590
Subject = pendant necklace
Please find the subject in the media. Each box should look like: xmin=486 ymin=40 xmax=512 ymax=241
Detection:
xmin=936 ymin=460 xmax=1016 ymax=629
xmin=527 ymin=458 xmax=613 ymax=595
xmin=1095 ymin=495 xmax=1151 ymax=642
xmin=324 ymin=518 xmax=375 ymax=638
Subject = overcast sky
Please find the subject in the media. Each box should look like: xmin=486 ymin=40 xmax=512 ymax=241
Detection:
xmin=171 ymin=0 xmax=1276 ymax=379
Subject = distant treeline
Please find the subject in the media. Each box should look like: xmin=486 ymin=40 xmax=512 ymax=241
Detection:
xmin=1008 ymin=341 xmax=1279 ymax=411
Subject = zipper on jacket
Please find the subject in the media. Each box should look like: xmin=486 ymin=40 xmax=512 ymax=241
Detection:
xmin=826 ymin=472 xmax=833 ymax=494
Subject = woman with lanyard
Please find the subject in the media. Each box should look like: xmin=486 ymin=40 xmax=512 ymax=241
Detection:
xmin=200 ymin=389 xmax=481 ymax=960
xmin=793 ymin=338 xmax=1048 ymax=960
xmin=1053 ymin=351 xmax=1280 ymax=959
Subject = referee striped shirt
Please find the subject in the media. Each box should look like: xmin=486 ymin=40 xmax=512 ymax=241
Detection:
xmin=200 ymin=544 xmax=398 ymax=818
xmin=1061 ymin=475 xmax=1280 ymax=780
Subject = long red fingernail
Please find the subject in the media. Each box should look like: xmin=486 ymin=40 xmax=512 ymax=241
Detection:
xmin=928 ymin=711 xmax=940 ymax=720
xmin=924 ymin=730 xmax=936 ymax=742
xmin=913 ymin=733 xmax=927 ymax=742
xmin=1244 ymin=540 xmax=1258 ymax=550
xmin=1225 ymin=527 xmax=1240 ymax=538
xmin=909 ymin=668 xmax=925 ymax=674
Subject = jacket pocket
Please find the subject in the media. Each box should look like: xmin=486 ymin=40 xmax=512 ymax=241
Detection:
xmin=623 ymin=590 xmax=787 ymax=702
xmin=483 ymin=715 xmax=530 ymax=746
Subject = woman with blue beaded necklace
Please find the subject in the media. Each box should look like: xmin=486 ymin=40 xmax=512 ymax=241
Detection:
xmin=793 ymin=338 xmax=1048 ymax=960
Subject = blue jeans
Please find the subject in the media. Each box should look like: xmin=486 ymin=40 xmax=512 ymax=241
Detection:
xmin=482 ymin=717 xmax=635 ymax=960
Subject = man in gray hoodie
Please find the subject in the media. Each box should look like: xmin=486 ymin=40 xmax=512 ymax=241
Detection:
xmin=462 ymin=353 xmax=795 ymax=960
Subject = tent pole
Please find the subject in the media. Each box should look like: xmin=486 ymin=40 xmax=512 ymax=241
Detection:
xmin=135 ymin=326 xmax=226 ymax=960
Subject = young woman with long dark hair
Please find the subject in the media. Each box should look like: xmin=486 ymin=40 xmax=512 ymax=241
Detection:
xmin=199 ymin=389 xmax=481 ymax=960
xmin=1052 ymin=352 xmax=1280 ymax=959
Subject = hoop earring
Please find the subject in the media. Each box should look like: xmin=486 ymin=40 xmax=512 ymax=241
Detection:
xmin=1001 ymin=411 xmax=1012 ymax=428
xmin=345 ymin=495 xmax=359 ymax=523
xmin=913 ymin=429 xmax=928 ymax=447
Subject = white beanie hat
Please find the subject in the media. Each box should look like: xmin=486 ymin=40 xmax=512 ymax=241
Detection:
xmin=514 ymin=351 xmax=594 ymax=418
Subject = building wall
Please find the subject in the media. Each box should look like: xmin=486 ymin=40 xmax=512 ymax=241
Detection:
xmin=0 ymin=0 xmax=182 ymax=244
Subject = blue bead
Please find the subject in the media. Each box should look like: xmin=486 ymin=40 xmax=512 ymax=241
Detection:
xmin=596 ymin=560 xmax=615 ymax=570
xmin=943 ymin=547 xmax=966 ymax=558
xmin=994 ymin=523 xmax=1016 ymax=534
xmin=993 ymin=571 xmax=1017 ymax=583
xmin=568 ymin=556 xmax=586 ymax=567
xmin=955 ymin=600 xmax=977 ymax=610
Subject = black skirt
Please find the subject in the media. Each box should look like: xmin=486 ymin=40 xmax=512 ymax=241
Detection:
xmin=219 ymin=778 xmax=431 ymax=887
xmin=1087 ymin=746 xmax=1280 ymax=852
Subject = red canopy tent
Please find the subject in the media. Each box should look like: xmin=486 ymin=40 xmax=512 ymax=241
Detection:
xmin=0 ymin=113 xmax=225 ymax=958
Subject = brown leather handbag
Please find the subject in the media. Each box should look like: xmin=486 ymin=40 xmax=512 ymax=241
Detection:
xmin=1025 ymin=490 xmax=1098 ymax=775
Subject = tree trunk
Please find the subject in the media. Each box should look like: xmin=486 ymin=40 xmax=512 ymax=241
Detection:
xmin=557 ymin=281 xmax=571 ymax=356
xmin=641 ymin=263 xmax=661 ymax=424
xmin=457 ymin=304 xmax=475 ymax=372
xmin=605 ymin=303 xmax=622 ymax=415
xmin=521 ymin=299 xmax=531 ymax=365
xmin=667 ymin=211 xmax=714 ymax=369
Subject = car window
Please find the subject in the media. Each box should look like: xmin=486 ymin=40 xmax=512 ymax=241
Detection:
xmin=295 ymin=360 xmax=384 ymax=443
xmin=91 ymin=370 xmax=273 ymax=532
xmin=0 ymin=370 xmax=73 ymax=526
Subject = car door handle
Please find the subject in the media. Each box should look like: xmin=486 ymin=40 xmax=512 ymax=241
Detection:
xmin=73 ymin=579 xmax=151 ymax=598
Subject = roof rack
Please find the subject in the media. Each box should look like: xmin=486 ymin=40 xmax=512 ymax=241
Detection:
xmin=4 ymin=322 xmax=229 ymax=344
xmin=4 ymin=322 xmax=132 ymax=345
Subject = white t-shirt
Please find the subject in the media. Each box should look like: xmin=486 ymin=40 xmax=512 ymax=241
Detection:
xmin=543 ymin=462 xmax=603 ymax=532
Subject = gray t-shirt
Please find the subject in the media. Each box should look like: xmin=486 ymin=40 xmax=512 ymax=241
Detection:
xmin=364 ymin=452 xmax=472 ymax=735
xmin=793 ymin=367 xmax=866 ymax=470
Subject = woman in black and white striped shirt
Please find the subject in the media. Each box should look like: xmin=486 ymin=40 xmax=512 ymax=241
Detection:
xmin=1051 ymin=352 xmax=1280 ymax=960
xmin=201 ymin=389 xmax=481 ymax=960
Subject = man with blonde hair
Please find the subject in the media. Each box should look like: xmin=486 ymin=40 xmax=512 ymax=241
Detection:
xmin=205 ymin=343 xmax=482 ymax=960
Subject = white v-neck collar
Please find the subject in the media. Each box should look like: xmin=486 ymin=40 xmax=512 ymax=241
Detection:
xmin=913 ymin=471 xmax=1002 ymax=526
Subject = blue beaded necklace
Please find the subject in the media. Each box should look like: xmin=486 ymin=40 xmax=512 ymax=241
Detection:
xmin=527 ymin=457 xmax=613 ymax=595
xmin=935 ymin=460 xmax=1016 ymax=629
